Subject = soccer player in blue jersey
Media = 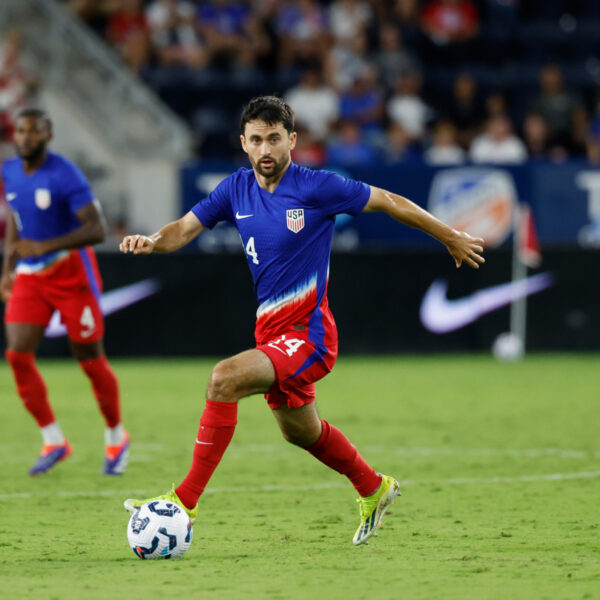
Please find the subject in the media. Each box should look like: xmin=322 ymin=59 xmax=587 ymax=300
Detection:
xmin=121 ymin=96 xmax=484 ymax=545
xmin=1 ymin=109 xmax=130 ymax=476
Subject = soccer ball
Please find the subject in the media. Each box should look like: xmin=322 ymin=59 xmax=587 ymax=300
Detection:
xmin=492 ymin=332 xmax=524 ymax=362
xmin=127 ymin=500 xmax=193 ymax=559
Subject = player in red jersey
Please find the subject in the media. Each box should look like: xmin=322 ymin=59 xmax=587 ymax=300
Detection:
xmin=121 ymin=97 xmax=484 ymax=544
xmin=1 ymin=109 xmax=129 ymax=476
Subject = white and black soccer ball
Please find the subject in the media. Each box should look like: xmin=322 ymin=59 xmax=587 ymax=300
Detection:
xmin=127 ymin=500 xmax=193 ymax=559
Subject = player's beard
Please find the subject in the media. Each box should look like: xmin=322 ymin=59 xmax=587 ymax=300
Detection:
xmin=16 ymin=141 xmax=47 ymax=164
xmin=252 ymin=154 xmax=288 ymax=179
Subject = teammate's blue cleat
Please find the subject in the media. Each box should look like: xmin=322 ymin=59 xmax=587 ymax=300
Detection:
xmin=29 ymin=441 xmax=72 ymax=476
xmin=103 ymin=430 xmax=130 ymax=475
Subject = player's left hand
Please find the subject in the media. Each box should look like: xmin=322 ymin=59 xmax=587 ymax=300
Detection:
xmin=445 ymin=230 xmax=485 ymax=269
xmin=12 ymin=239 xmax=48 ymax=259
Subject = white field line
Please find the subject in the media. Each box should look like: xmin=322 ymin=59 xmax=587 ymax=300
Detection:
xmin=1 ymin=470 xmax=600 ymax=501
xmin=3 ymin=445 xmax=600 ymax=466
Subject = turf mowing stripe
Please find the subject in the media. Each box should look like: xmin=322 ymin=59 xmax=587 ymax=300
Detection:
xmin=1 ymin=470 xmax=600 ymax=501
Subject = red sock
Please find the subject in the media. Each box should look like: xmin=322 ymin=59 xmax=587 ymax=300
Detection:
xmin=5 ymin=350 xmax=55 ymax=427
xmin=308 ymin=420 xmax=382 ymax=497
xmin=79 ymin=356 xmax=121 ymax=428
xmin=176 ymin=400 xmax=238 ymax=509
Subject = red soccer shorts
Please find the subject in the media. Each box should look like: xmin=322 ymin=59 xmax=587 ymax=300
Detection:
xmin=257 ymin=330 xmax=338 ymax=410
xmin=5 ymin=249 xmax=105 ymax=344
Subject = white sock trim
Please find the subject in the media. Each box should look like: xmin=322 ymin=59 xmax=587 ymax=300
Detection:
xmin=41 ymin=422 xmax=65 ymax=446
xmin=105 ymin=423 xmax=125 ymax=446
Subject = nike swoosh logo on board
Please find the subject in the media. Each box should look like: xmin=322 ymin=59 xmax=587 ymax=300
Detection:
xmin=236 ymin=212 xmax=253 ymax=219
xmin=45 ymin=279 xmax=161 ymax=338
xmin=419 ymin=273 xmax=554 ymax=334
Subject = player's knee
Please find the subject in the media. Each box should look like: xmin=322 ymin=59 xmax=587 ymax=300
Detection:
xmin=280 ymin=425 xmax=314 ymax=448
xmin=207 ymin=360 xmax=239 ymax=402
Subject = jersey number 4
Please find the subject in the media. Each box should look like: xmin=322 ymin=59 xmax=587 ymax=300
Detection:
xmin=245 ymin=236 xmax=259 ymax=265
xmin=267 ymin=335 xmax=306 ymax=357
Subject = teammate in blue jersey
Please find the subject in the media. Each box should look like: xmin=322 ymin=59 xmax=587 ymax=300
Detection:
xmin=121 ymin=96 xmax=484 ymax=545
xmin=1 ymin=108 xmax=130 ymax=476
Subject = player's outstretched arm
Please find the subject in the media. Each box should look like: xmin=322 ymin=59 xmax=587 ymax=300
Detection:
xmin=120 ymin=211 xmax=205 ymax=255
xmin=364 ymin=186 xmax=485 ymax=269
xmin=0 ymin=213 xmax=19 ymax=302
xmin=11 ymin=199 xmax=107 ymax=260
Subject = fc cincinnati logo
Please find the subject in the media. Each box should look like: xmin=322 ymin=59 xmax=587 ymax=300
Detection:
xmin=286 ymin=209 xmax=305 ymax=233
xmin=428 ymin=168 xmax=516 ymax=248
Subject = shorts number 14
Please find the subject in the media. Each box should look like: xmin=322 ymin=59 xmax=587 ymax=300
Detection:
xmin=267 ymin=335 xmax=305 ymax=357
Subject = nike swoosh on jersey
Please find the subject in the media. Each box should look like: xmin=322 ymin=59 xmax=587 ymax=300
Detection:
xmin=6 ymin=193 xmax=17 ymax=201
xmin=419 ymin=273 xmax=554 ymax=334
xmin=45 ymin=279 xmax=161 ymax=338
xmin=236 ymin=211 xmax=254 ymax=219
xmin=195 ymin=440 xmax=214 ymax=445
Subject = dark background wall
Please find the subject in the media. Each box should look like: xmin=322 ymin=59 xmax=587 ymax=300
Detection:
xmin=1 ymin=248 xmax=596 ymax=357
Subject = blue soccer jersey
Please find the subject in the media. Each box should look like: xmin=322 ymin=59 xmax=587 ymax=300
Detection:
xmin=191 ymin=162 xmax=371 ymax=343
xmin=2 ymin=152 xmax=94 ymax=271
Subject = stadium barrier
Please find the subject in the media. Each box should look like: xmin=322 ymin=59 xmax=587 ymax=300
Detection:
xmin=181 ymin=161 xmax=600 ymax=251
xmin=0 ymin=249 xmax=596 ymax=357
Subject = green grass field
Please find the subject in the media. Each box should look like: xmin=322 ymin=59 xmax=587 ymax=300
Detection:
xmin=1 ymin=355 xmax=599 ymax=600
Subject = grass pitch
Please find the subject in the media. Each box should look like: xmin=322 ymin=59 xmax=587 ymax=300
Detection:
xmin=0 ymin=355 xmax=599 ymax=600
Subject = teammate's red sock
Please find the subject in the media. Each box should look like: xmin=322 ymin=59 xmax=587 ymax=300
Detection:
xmin=79 ymin=356 xmax=121 ymax=428
xmin=176 ymin=400 xmax=238 ymax=509
xmin=5 ymin=350 xmax=55 ymax=427
xmin=308 ymin=420 xmax=382 ymax=497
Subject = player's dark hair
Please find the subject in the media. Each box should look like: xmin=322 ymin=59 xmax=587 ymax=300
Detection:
xmin=16 ymin=108 xmax=53 ymax=132
xmin=240 ymin=96 xmax=295 ymax=135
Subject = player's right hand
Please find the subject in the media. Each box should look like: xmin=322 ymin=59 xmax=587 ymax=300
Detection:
xmin=0 ymin=273 xmax=14 ymax=303
xmin=120 ymin=234 xmax=156 ymax=255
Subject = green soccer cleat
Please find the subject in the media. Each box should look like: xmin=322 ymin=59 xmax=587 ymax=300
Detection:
xmin=124 ymin=485 xmax=198 ymax=523
xmin=353 ymin=474 xmax=401 ymax=545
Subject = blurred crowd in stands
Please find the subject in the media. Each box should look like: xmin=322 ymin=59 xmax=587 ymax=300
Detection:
xmin=4 ymin=0 xmax=600 ymax=166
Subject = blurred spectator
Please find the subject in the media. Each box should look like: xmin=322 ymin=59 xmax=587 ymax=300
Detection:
xmin=291 ymin=126 xmax=327 ymax=167
xmin=339 ymin=66 xmax=384 ymax=135
xmin=424 ymin=120 xmax=465 ymax=165
xmin=384 ymin=0 xmax=422 ymax=49
xmin=197 ymin=0 xmax=268 ymax=72
xmin=107 ymin=0 xmax=150 ymax=72
xmin=67 ymin=0 xmax=120 ymax=37
xmin=285 ymin=69 xmax=339 ymax=141
xmin=382 ymin=122 xmax=422 ymax=164
xmin=484 ymin=0 xmax=519 ymax=23
xmin=146 ymin=0 xmax=207 ymax=68
xmin=589 ymin=95 xmax=600 ymax=141
xmin=529 ymin=64 xmax=583 ymax=147
xmin=484 ymin=91 xmax=508 ymax=119
xmin=470 ymin=114 xmax=527 ymax=164
xmin=585 ymin=135 xmax=600 ymax=166
xmin=373 ymin=23 xmax=418 ymax=92
xmin=327 ymin=120 xmax=379 ymax=166
xmin=0 ymin=31 xmax=36 ymax=144
xmin=444 ymin=72 xmax=485 ymax=147
xmin=325 ymin=28 xmax=370 ymax=91
xmin=387 ymin=70 xmax=432 ymax=142
xmin=275 ymin=0 xmax=329 ymax=68
xmin=420 ymin=0 xmax=479 ymax=64
xmin=329 ymin=0 xmax=373 ymax=46
xmin=522 ymin=113 xmax=553 ymax=161
xmin=569 ymin=106 xmax=590 ymax=157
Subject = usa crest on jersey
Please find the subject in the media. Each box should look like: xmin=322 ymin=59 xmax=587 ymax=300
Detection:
xmin=286 ymin=209 xmax=305 ymax=233
xmin=35 ymin=189 xmax=52 ymax=210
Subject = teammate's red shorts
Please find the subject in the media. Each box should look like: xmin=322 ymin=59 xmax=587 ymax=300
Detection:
xmin=5 ymin=248 xmax=104 ymax=344
xmin=257 ymin=329 xmax=338 ymax=410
